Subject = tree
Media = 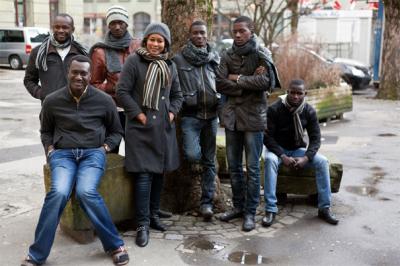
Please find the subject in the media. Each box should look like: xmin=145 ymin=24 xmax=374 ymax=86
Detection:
xmin=377 ymin=0 xmax=400 ymax=100
xmin=160 ymin=0 xmax=227 ymax=213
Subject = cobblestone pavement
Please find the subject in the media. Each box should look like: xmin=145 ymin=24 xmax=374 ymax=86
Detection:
xmin=122 ymin=201 xmax=312 ymax=241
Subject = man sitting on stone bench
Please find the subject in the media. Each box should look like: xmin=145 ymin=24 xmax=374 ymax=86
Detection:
xmin=262 ymin=79 xmax=339 ymax=227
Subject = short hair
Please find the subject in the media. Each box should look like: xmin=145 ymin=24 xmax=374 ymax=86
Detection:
xmin=55 ymin=13 xmax=74 ymax=28
xmin=289 ymin=79 xmax=305 ymax=88
xmin=67 ymin=55 xmax=92 ymax=71
xmin=233 ymin=16 xmax=254 ymax=32
xmin=189 ymin=20 xmax=207 ymax=32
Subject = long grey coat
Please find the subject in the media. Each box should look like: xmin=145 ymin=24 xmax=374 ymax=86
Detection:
xmin=116 ymin=53 xmax=183 ymax=173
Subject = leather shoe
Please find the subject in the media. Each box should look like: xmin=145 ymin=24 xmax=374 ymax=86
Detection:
xmin=158 ymin=209 xmax=172 ymax=218
xmin=318 ymin=208 xmax=339 ymax=225
xmin=135 ymin=226 xmax=149 ymax=247
xmin=150 ymin=216 xmax=168 ymax=231
xmin=261 ymin=212 xmax=276 ymax=227
xmin=200 ymin=205 xmax=213 ymax=220
xmin=242 ymin=214 xmax=255 ymax=232
xmin=219 ymin=208 xmax=243 ymax=222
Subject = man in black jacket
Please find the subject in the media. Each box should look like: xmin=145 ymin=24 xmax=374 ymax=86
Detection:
xmin=174 ymin=20 xmax=220 ymax=220
xmin=263 ymin=79 xmax=339 ymax=227
xmin=24 ymin=13 xmax=87 ymax=102
xmin=216 ymin=16 xmax=280 ymax=232
xmin=21 ymin=56 xmax=129 ymax=266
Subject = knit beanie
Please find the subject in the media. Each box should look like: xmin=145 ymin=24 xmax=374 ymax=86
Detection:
xmin=143 ymin=22 xmax=171 ymax=48
xmin=106 ymin=5 xmax=129 ymax=26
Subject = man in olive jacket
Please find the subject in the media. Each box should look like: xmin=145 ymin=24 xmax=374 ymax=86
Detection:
xmin=173 ymin=20 xmax=220 ymax=220
xmin=24 ymin=13 xmax=87 ymax=102
xmin=216 ymin=16 xmax=280 ymax=232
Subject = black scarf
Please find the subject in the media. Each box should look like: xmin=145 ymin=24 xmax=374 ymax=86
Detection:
xmin=232 ymin=35 xmax=258 ymax=56
xmin=181 ymin=41 xmax=213 ymax=66
xmin=89 ymin=31 xmax=133 ymax=73
xmin=136 ymin=47 xmax=171 ymax=110
xmin=35 ymin=33 xmax=87 ymax=71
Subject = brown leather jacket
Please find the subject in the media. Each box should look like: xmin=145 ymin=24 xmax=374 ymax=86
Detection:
xmin=90 ymin=39 xmax=140 ymax=106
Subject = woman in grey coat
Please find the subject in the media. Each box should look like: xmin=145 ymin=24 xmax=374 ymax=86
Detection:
xmin=116 ymin=22 xmax=183 ymax=248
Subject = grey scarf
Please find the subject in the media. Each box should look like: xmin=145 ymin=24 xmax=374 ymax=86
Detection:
xmin=279 ymin=94 xmax=306 ymax=146
xmin=89 ymin=31 xmax=133 ymax=73
xmin=181 ymin=41 xmax=213 ymax=66
xmin=232 ymin=35 xmax=258 ymax=56
xmin=136 ymin=47 xmax=171 ymax=110
xmin=35 ymin=33 xmax=87 ymax=71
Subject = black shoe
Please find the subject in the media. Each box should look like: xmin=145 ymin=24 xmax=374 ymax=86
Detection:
xmin=158 ymin=209 xmax=172 ymax=218
xmin=150 ymin=216 xmax=168 ymax=232
xmin=318 ymin=208 xmax=339 ymax=225
xmin=219 ymin=208 xmax=243 ymax=222
xmin=261 ymin=212 xmax=276 ymax=227
xmin=242 ymin=214 xmax=255 ymax=232
xmin=200 ymin=205 xmax=213 ymax=220
xmin=135 ymin=226 xmax=149 ymax=247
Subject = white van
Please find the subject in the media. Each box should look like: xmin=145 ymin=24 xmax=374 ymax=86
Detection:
xmin=0 ymin=27 xmax=49 ymax=69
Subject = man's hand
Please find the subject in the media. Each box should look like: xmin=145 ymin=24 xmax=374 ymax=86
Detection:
xmin=281 ymin=154 xmax=296 ymax=168
xmin=254 ymin=66 xmax=267 ymax=75
xmin=169 ymin=112 xmax=175 ymax=122
xmin=228 ymin=74 xmax=240 ymax=82
xmin=136 ymin=113 xmax=147 ymax=125
xmin=47 ymin=145 xmax=55 ymax=157
xmin=293 ymin=156 xmax=309 ymax=170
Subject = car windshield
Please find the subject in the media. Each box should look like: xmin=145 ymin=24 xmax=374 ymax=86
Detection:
xmin=28 ymin=28 xmax=49 ymax=43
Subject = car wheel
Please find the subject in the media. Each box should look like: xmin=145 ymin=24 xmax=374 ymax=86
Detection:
xmin=9 ymin=55 xmax=23 ymax=70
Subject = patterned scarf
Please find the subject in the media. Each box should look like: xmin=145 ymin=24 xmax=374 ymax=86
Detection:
xmin=35 ymin=33 xmax=87 ymax=71
xmin=89 ymin=31 xmax=133 ymax=73
xmin=136 ymin=47 xmax=170 ymax=110
xmin=181 ymin=41 xmax=213 ymax=66
xmin=232 ymin=34 xmax=258 ymax=56
xmin=279 ymin=94 xmax=306 ymax=146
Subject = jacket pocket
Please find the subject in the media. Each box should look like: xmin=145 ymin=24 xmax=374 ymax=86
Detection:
xmin=183 ymin=91 xmax=198 ymax=107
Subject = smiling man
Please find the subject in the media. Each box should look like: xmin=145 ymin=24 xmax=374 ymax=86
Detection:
xmin=90 ymin=6 xmax=140 ymax=153
xmin=173 ymin=20 xmax=220 ymax=220
xmin=24 ymin=13 xmax=87 ymax=102
xmin=21 ymin=55 xmax=129 ymax=266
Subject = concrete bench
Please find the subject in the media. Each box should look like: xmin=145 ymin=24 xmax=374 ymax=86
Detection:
xmin=43 ymin=154 xmax=134 ymax=243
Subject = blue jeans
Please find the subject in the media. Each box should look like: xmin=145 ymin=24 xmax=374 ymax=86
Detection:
xmin=225 ymin=129 xmax=263 ymax=216
xmin=28 ymin=148 xmax=124 ymax=264
xmin=181 ymin=116 xmax=218 ymax=207
xmin=134 ymin=173 xmax=164 ymax=226
xmin=264 ymin=147 xmax=332 ymax=213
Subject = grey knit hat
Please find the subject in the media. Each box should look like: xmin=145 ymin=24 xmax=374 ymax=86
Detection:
xmin=106 ymin=5 xmax=129 ymax=25
xmin=143 ymin=22 xmax=171 ymax=48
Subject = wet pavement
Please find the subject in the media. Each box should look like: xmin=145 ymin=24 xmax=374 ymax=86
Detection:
xmin=1 ymin=68 xmax=400 ymax=265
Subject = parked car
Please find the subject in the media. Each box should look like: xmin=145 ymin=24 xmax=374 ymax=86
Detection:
xmin=0 ymin=27 xmax=49 ymax=69
xmin=301 ymin=48 xmax=372 ymax=91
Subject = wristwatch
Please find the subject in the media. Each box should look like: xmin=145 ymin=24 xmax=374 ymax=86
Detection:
xmin=103 ymin=144 xmax=111 ymax=153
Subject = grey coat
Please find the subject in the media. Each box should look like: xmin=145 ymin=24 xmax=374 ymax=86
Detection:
xmin=116 ymin=53 xmax=183 ymax=173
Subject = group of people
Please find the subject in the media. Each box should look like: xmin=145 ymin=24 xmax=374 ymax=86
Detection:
xmin=20 ymin=6 xmax=338 ymax=266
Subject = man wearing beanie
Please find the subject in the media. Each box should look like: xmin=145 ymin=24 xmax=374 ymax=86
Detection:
xmin=90 ymin=5 xmax=140 ymax=153
xmin=173 ymin=20 xmax=220 ymax=221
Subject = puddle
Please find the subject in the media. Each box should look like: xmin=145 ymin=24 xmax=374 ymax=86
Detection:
xmin=346 ymin=186 xmax=378 ymax=197
xmin=227 ymin=251 xmax=269 ymax=265
xmin=0 ymin=117 xmax=23 ymax=121
xmin=377 ymin=133 xmax=397 ymax=137
xmin=370 ymin=166 xmax=383 ymax=172
xmin=180 ymin=237 xmax=226 ymax=254
xmin=365 ymin=172 xmax=385 ymax=185
xmin=378 ymin=197 xmax=391 ymax=201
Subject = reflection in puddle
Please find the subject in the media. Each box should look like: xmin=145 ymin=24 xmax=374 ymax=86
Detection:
xmin=346 ymin=186 xmax=378 ymax=197
xmin=377 ymin=133 xmax=397 ymax=137
xmin=227 ymin=251 xmax=269 ymax=265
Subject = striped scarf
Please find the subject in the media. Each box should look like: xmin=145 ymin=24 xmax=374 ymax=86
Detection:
xmin=35 ymin=34 xmax=88 ymax=71
xmin=136 ymin=47 xmax=170 ymax=110
xmin=279 ymin=94 xmax=306 ymax=146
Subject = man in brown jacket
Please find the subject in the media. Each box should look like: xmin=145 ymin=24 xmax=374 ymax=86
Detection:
xmin=90 ymin=5 xmax=140 ymax=153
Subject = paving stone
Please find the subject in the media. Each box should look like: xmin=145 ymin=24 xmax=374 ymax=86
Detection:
xmin=271 ymin=223 xmax=285 ymax=229
xmin=242 ymin=230 xmax=259 ymax=236
xmin=166 ymin=215 xmax=180 ymax=221
xmin=174 ymin=222 xmax=194 ymax=227
xmin=122 ymin=231 xmax=135 ymax=237
xmin=163 ymin=220 xmax=174 ymax=226
xmin=180 ymin=216 xmax=197 ymax=222
xmin=194 ymin=222 xmax=209 ymax=227
xmin=164 ymin=234 xmax=184 ymax=240
xmin=164 ymin=230 xmax=179 ymax=234
xmin=223 ymin=232 xmax=243 ymax=239
xmin=205 ymin=225 xmax=223 ymax=230
xmin=257 ymin=227 xmax=274 ymax=233
xmin=258 ymin=231 xmax=276 ymax=238
xmin=200 ymin=230 xmax=217 ymax=235
xmin=151 ymin=232 xmax=164 ymax=239
xmin=180 ymin=230 xmax=199 ymax=235
xmin=221 ymin=224 xmax=235 ymax=229
xmin=168 ymin=226 xmax=187 ymax=231
xmin=279 ymin=216 xmax=298 ymax=225
xmin=290 ymin=212 xmax=306 ymax=218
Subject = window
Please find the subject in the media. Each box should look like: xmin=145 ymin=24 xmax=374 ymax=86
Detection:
xmin=14 ymin=0 xmax=26 ymax=26
xmin=133 ymin=12 xmax=150 ymax=38
xmin=0 ymin=30 xmax=5 ymax=42
xmin=49 ymin=0 xmax=59 ymax=26
xmin=5 ymin=30 xmax=25 ymax=42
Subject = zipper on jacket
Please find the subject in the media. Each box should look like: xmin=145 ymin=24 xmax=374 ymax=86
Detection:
xmin=200 ymin=66 xmax=207 ymax=119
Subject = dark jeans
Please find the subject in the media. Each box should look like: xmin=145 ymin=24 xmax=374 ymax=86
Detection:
xmin=134 ymin=172 xmax=164 ymax=227
xmin=225 ymin=129 xmax=263 ymax=216
xmin=181 ymin=116 xmax=218 ymax=207
xmin=28 ymin=148 xmax=124 ymax=264
xmin=110 ymin=111 xmax=126 ymax=154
